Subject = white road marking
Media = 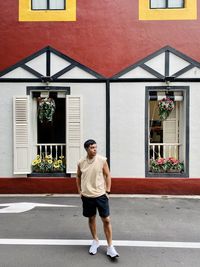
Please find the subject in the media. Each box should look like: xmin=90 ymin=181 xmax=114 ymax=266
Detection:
xmin=1 ymin=194 xmax=200 ymax=199
xmin=0 ymin=202 xmax=77 ymax=213
xmin=0 ymin=239 xmax=200 ymax=249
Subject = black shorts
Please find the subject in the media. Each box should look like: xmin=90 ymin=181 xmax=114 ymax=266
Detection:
xmin=81 ymin=194 xmax=110 ymax=218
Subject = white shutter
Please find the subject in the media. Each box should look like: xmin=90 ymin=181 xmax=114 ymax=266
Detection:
xmin=13 ymin=96 xmax=31 ymax=174
xmin=66 ymin=96 xmax=82 ymax=173
xmin=163 ymin=103 xmax=179 ymax=158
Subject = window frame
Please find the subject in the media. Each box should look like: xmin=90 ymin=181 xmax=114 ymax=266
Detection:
xmin=19 ymin=0 xmax=76 ymax=22
xmin=139 ymin=0 xmax=197 ymax=20
xmin=24 ymin=87 xmax=82 ymax=176
xmin=145 ymin=86 xmax=189 ymax=178
xmin=31 ymin=0 xmax=66 ymax=11
xmin=150 ymin=0 xmax=184 ymax=9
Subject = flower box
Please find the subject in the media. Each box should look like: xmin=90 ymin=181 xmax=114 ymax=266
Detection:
xmin=150 ymin=157 xmax=184 ymax=173
xmin=32 ymin=155 xmax=66 ymax=173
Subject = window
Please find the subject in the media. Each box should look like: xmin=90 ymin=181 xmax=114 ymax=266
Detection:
xmin=150 ymin=0 xmax=184 ymax=9
xmin=139 ymin=0 xmax=197 ymax=20
xmin=145 ymin=88 xmax=189 ymax=177
xmin=19 ymin=0 xmax=76 ymax=21
xmin=13 ymin=93 xmax=82 ymax=174
xmin=32 ymin=0 xmax=65 ymax=10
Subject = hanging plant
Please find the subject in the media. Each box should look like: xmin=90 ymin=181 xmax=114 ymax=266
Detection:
xmin=158 ymin=97 xmax=175 ymax=121
xmin=38 ymin=97 xmax=56 ymax=123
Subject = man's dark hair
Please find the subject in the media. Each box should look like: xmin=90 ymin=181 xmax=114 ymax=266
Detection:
xmin=84 ymin=139 xmax=96 ymax=150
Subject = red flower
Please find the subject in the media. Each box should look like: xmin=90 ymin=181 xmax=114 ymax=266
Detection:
xmin=157 ymin=158 xmax=165 ymax=164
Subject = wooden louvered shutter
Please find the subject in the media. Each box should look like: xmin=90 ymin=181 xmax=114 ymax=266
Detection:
xmin=163 ymin=104 xmax=179 ymax=158
xmin=66 ymin=96 xmax=82 ymax=173
xmin=13 ymin=96 xmax=31 ymax=174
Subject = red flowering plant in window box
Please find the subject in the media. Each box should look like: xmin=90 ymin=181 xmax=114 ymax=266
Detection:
xmin=158 ymin=97 xmax=175 ymax=120
xmin=150 ymin=157 xmax=184 ymax=173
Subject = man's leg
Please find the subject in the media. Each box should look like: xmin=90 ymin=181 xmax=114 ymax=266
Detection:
xmin=101 ymin=216 xmax=112 ymax=246
xmin=88 ymin=215 xmax=98 ymax=241
xmin=101 ymin=216 xmax=119 ymax=258
xmin=88 ymin=215 xmax=100 ymax=255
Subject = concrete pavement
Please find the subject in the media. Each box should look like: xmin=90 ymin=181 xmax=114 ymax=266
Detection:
xmin=0 ymin=195 xmax=200 ymax=267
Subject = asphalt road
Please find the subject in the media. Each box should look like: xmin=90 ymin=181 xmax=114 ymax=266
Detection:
xmin=0 ymin=195 xmax=200 ymax=267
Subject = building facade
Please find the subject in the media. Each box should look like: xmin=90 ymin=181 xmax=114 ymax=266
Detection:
xmin=0 ymin=0 xmax=200 ymax=194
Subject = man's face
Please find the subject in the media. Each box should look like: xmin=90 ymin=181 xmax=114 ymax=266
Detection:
xmin=87 ymin=144 xmax=97 ymax=157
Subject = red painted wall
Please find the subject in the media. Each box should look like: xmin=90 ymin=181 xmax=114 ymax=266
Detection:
xmin=1 ymin=0 xmax=200 ymax=77
xmin=1 ymin=178 xmax=200 ymax=195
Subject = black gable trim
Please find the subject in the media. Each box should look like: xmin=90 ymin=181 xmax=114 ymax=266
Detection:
xmin=0 ymin=47 xmax=48 ymax=78
xmin=111 ymin=46 xmax=200 ymax=80
xmin=48 ymin=46 xmax=105 ymax=79
xmin=21 ymin=65 xmax=43 ymax=78
xmin=0 ymin=46 xmax=105 ymax=80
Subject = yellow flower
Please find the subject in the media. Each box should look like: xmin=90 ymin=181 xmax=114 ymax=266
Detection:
xmin=48 ymin=160 xmax=53 ymax=164
xmin=36 ymin=155 xmax=40 ymax=159
xmin=32 ymin=160 xmax=38 ymax=166
xmin=54 ymin=163 xmax=60 ymax=169
xmin=59 ymin=156 xmax=64 ymax=159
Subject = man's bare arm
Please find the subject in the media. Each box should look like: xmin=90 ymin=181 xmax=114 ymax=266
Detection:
xmin=76 ymin=165 xmax=82 ymax=195
xmin=103 ymin=161 xmax=111 ymax=193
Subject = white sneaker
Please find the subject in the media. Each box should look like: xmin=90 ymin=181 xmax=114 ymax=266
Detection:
xmin=107 ymin=245 xmax=119 ymax=258
xmin=89 ymin=240 xmax=100 ymax=255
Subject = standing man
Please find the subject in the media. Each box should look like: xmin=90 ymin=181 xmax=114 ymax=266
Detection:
xmin=76 ymin=139 xmax=119 ymax=258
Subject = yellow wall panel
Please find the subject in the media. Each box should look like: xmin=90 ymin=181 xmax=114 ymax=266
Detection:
xmin=139 ymin=0 xmax=197 ymax=20
xmin=19 ymin=0 xmax=76 ymax=21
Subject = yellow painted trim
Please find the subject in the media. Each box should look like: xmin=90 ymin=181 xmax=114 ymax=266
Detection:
xmin=19 ymin=0 xmax=76 ymax=21
xmin=139 ymin=0 xmax=197 ymax=20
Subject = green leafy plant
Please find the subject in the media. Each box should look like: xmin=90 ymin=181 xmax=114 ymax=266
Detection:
xmin=32 ymin=155 xmax=66 ymax=173
xmin=38 ymin=97 xmax=56 ymax=123
xmin=150 ymin=157 xmax=184 ymax=173
xmin=158 ymin=97 xmax=175 ymax=120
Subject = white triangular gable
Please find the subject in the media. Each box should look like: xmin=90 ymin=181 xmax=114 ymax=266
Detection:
xmin=59 ymin=67 xmax=97 ymax=79
xmin=120 ymin=66 xmax=157 ymax=78
xmin=26 ymin=53 xmax=46 ymax=76
xmin=145 ymin=53 xmax=165 ymax=76
xmin=169 ymin=53 xmax=190 ymax=76
xmin=178 ymin=67 xmax=200 ymax=78
xmin=50 ymin=52 xmax=71 ymax=76
xmin=0 ymin=47 xmax=103 ymax=80
xmin=1 ymin=67 xmax=37 ymax=78
xmin=144 ymin=51 xmax=191 ymax=77
xmin=114 ymin=46 xmax=200 ymax=80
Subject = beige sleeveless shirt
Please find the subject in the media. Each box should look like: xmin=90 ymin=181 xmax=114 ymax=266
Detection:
xmin=78 ymin=154 xmax=107 ymax=198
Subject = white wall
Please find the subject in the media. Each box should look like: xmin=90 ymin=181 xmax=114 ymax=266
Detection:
xmin=188 ymin=83 xmax=200 ymax=178
xmin=110 ymin=81 xmax=200 ymax=178
xmin=110 ymin=82 xmax=146 ymax=177
xmin=0 ymin=82 xmax=106 ymax=177
xmin=0 ymin=83 xmax=27 ymax=176
xmin=2 ymin=80 xmax=200 ymax=178
xmin=68 ymin=82 xmax=106 ymax=158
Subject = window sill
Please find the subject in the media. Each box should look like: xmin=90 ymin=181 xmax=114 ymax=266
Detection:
xmin=28 ymin=173 xmax=70 ymax=177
